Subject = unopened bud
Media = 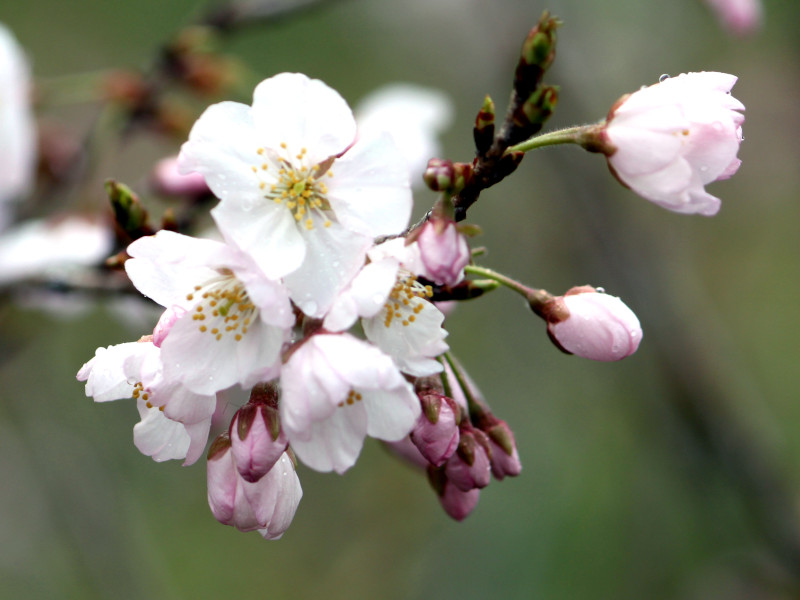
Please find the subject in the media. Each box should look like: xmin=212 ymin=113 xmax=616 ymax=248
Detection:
xmin=416 ymin=217 xmax=471 ymax=286
xmin=484 ymin=420 xmax=522 ymax=479
xmin=517 ymin=12 xmax=560 ymax=76
xmin=423 ymin=159 xmax=472 ymax=194
xmin=543 ymin=286 xmax=642 ymax=361
xmin=105 ymin=179 xmax=152 ymax=240
xmin=230 ymin=401 xmax=287 ymax=483
xmin=428 ymin=465 xmax=481 ymax=521
xmin=410 ymin=393 xmax=460 ymax=467
xmin=444 ymin=426 xmax=492 ymax=491
xmin=473 ymin=95 xmax=496 ymax=155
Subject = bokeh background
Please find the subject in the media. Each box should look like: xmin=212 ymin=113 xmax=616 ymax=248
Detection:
xmin=2 ymin=0 xmax=799 ymax=598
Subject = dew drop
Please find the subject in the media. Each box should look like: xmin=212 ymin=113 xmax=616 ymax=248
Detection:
xmin=659 ymin=73 xmax=670 ymax=83
xmin=596 ymin=286 xmax=606 ymax=293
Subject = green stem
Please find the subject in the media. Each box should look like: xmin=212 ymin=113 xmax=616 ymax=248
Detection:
xmin=506 ymin=123 xmax=599 ymax=154
xmin=443 ymin=352 xmax=489 ymax=423
xmin=464 ymin=264 xmax=550 ymax=305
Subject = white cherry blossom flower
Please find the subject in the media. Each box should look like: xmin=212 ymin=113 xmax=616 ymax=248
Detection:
xmin=360 ymin=239 xmax=449 ymax=376
xmin=125 ymin=230 xmax=293 ymax=395
xmin=178 ymin=72 xmax=413 ymax=317
xmin=279 ymin=333 xmax=420 ymax=474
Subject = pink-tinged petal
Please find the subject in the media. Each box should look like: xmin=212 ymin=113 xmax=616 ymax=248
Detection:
xmin=604 ymin=72 xmax=744 ymax=216
xmin=133 ymin=399 xmax=191 ymax=462
xmin=207 ymin=443 xmax=238 ymax=525
xmin=704 ymin=0 xmax=762 ymax=35
xmin=327 ymin=133 xmax=412 ymax=237
xmin=251 ymin=73 xmax=356 ymax=164
xmin=283 ymin=223 xmax=372 ymax=318
xmin=152 ymin=156 xmax=210 ymax=197
xmin=288 ymin=402 xmax=368 ymax=474
xmin=249 ymin=453 xmax=302 ymax=540
xmin=309 ymin=334 xmax=406 ymax=391
xmin=178 ymin=101 xmax=264 ymax=201
xmin=211 ymin=199 xmax=305 ymax=280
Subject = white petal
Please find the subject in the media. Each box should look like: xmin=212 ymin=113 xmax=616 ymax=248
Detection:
xmin=327 ymin=133 xmax=412 ymax=237
xmin=283 ymin=223 xmax=371 ymax=318
xmin=289 ymin=403 xmax=367 ymax=473
xmin=133 ymin=400 xmax=191 ymax=462
xmin=251 ymin=73 xmax=356 ymax=164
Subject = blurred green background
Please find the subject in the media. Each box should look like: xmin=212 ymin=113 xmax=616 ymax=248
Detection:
xmin=2 ymin=0 xmax=800 ymax=598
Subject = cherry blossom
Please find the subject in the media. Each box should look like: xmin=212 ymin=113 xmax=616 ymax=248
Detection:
xmin=178 ymin=72 xmax=413 ymax=317
xmin=603 ymin=72 xmax=745 ymax=216
xmin=125 ymin=230 xmax=292 ymax=395
xmin=279 ymin=333 xmax=420 ymax=474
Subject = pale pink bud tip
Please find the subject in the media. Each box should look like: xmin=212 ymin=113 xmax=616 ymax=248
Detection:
xmin=230 ymin=403 xmax=288 ymax=483
xmin=439 ymin=483 xmax=480 ymax=521
xmin=417 ymin=218 xmax=471 ymax=286
xmin=547 ymin=288 xmax=642 ymax=361
xmin=704 ymin=0 xmax=762 ymax=36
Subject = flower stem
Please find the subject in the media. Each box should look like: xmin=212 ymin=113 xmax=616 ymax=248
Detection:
xmin=464 ymin=264 xmax=552 ymax=307
xmin=505 ymin=124 xmax=597 ymax=154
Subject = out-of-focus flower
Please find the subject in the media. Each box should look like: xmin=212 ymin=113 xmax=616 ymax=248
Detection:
xmin=542 ymin=286 xmax=642 ymax=362
xmin=704 ymin=0 xmax=762 ymax=36
xmin=355 ymin=83 xmax=454 ymax=181
xmin=0 ymin=23 xmax=36 ymax=222
xmin=151 ymin=156 xmax=210 ymax=197
xmin=279 ymin=333 xmax=420 ymax=474
xmin=601 ymin=72 xmax=744 ymax=216
xmin=207 ymin=437 xmax=302 ymax=540
xmin=0 ymin=216 xmax=112 ymax=285
xmin=178 ymin=72 xmax=412 ymax=317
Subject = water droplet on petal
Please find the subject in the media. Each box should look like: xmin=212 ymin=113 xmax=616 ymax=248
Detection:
xmin=659 ymin=73 xmax=670 ymax=83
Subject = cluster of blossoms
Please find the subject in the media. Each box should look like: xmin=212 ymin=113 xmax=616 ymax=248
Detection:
xmin=77 ymin=14 xmax=744 ymax=539
xmin=78 ymin=73 xmax=490 ymax=536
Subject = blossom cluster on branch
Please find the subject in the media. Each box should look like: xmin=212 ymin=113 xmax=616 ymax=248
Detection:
xmin=0 ymin=7 xmax=749 ymax=540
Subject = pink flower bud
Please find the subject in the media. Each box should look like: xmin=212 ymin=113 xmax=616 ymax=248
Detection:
xmin=207 ymin=435 xmax=302 ymax=539
xmin=545 ymin=287 xmax=642 ymax=361
xmin=410 ymin=393 xmax=460 ymax=467
xmin=427 ymin=463 xmax=481 ymax=521
xmin=230 ymin=402 xmax=288 ymax=483
xmin=439 ymin=481 xmax=480 ymax=522
xmin=152 ymin=156 xmax=210 ymax=197
xmin=484 ymin=420 xmax=522 ymax=480
xmin=152 ymin=305 xmax=187 ymax=348
xmin=416 ymin=218 xmax=471 ymax=286
xmin=602 ymin=72 xmax=744 ymax=216
xmin=444 ymin=426 xmax=492 ymax=492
